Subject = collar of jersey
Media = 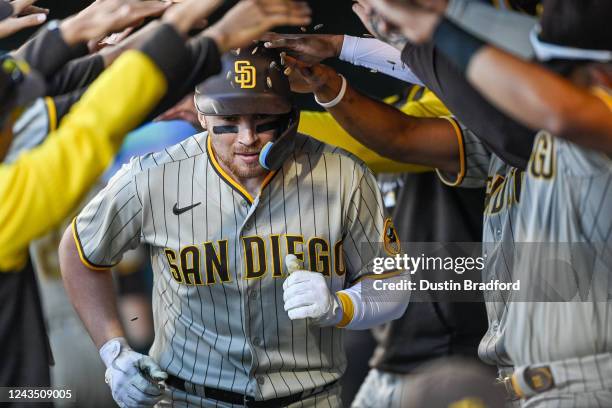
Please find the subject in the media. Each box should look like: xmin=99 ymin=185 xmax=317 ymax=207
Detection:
xmin=206 ymin=135 xmax=277 ymax=204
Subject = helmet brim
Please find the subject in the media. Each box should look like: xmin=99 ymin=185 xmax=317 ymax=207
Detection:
xmin=195 ymin=92 xmax=292 ymax=116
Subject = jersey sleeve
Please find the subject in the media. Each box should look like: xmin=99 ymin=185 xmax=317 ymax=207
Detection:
xmin=435 ymin=118 xmax=491 ymax=188
xmin=342 ymin=162 xmax=400 ymax=285
xmin=72 ymin=160 xmax=143 ymax=270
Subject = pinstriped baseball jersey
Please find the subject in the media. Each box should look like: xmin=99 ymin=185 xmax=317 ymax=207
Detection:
xmin=436 ymin=119 xmax=523 ymax=369
xmin=506 ymin=89 xmax=612 ymax=366
xmin=73 ymin=131 xmax=390 ymax=404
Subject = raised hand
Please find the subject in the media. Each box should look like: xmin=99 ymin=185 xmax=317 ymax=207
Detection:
xmin=360 ymin=0 xmax=445 ymax=45
xmin=161 ymin=0 xmax=223 ymax=35
xmin=262 ymin=32 xmax=343 ymax=65
xmin=282 ymin=55 xmax=339 ymax=94
xmin=60 ymin=0 xmax=170 ymax=47
xmin=352 ymin=0 xmax=409 ymax=50
xmin=203 ymin=0 xmax=312 ymax=53
xmin=0 ymin=0 xmax=48 ymax=39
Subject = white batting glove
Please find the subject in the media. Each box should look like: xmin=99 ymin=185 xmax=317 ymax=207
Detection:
xmin=99 ymin=337 xmax=167 ymax=408
xmin=283 ymin=255 xmax=342 ymax=326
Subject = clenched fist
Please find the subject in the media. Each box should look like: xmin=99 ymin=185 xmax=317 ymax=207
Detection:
xmin=283 ymin=254 xmax=342 ymax=326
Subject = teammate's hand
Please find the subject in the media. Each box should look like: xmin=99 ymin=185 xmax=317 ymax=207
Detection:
xmin=203 ymin=0 xmax=311 ymax=54
xmin=357 ymin=0 xmax=444 ymax=45
xmin=282 ymin=255 xmax=342 ymax=325
xmin=262 ymin=33 xmax=343 ymax=65
xmin=282 ymin=56 xmax=342 ymax=97
xmin=0 ymin=0 xmax=48 ymax=39
xmin=161 ymin=0 xmax=222 ymax=36
xmin=99 ymin=337 xmax=168 ymax=408
xmin=352 ymin=0 xmax=409 ymax=50
xmin=60 ymin=0 xmax=170 ymax=47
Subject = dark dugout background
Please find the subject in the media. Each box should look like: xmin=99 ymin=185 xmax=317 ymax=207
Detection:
xmin=1 ymin=0 xmax=403 ymax=403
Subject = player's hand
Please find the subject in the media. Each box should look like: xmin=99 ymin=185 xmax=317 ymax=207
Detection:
xmin=352 ymin=0 xmax=409 ymax=50
xmin=282 ymin=255 xmax=342 ymax=325
xmin=357 ymin=0 xmax=444 ymax=45
xmin=99 ymin=337 xmax=168 ymax=408
xmin=161 ymin=0 xmax=222 ymax=36
xmin=282 ymin=56 xmax=342 ymax=98
xmin=203 ymin=0 xmax=311 ymax=54
xmin=0 ymin=0 xmax=48 ymax=39
xmin=262 ymin=32 xmax=343 ymax=65
xmin=60 ymin=0 xmax=170 ymax=47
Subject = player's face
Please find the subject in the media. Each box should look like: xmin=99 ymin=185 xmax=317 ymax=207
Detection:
xmin=204 ymin=114 xmax=278 ymax=180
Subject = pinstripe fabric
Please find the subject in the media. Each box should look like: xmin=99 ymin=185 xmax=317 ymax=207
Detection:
xmin=436 ymin=123 xmax=522 ymax=370
xmin=74 ymin=131 xmax=388 ymax=403
xmin=507 ymin=129 xmax=612 ymax=368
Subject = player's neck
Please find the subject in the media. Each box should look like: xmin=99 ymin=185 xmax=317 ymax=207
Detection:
xmin=217 ymin=158 xmax=269 ymax=198
xmin=240 ymin=175 xmax=269 ymax=198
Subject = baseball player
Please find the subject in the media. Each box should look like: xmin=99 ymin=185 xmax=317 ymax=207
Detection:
xmin=59 ymin=44 xmax=407 ymax=408
xmin=365 ymin=0 xmax=612 ymax=404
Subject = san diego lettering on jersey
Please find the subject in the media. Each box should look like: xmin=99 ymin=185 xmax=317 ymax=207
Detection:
xmin=164 ymin=235 xmax=346 ymax=285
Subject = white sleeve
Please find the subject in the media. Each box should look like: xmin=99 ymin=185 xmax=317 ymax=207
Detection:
xmin=335 ymin=278 xmax=409 ymax=330
xmin=339 ymin=36 xmax=424 ymax=86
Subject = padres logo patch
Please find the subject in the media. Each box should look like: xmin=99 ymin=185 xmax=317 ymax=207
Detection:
xmin=234 ymin=60 xmax=256 ymax=88
xmin=383 ymin=218 xmax=400 ymax=256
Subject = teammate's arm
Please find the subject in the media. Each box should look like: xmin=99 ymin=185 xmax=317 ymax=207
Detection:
xmin=289 ymin=59 xmax=460 ymax=173
xmin=466 ymin=46 xmax=612 ymax=153
xmin=0 ymin=11 xmax=182 ymax=271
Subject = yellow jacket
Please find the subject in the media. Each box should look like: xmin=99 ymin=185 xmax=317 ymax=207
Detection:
xmin=0 ymin=51 xmax=167 ymax=272
xmin=298 ymin=87 xmax=450 ymax=174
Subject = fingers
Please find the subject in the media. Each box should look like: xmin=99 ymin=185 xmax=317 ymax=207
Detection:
xmin=283 ymin=270 xmax=314 ymax=290
xmin=283 ymin=284 xmax=314 ymax=307
xmin=284 ymin=296 xmax=314 ymax=313
xmin=10 ymin=0 xmax=38 ymax=16
xmin=0 ymin=13 xmax=46 ymax=38
xmin=288 ymin=304 xmax=318 ymax=320
xmin=262 ymin=1 xmax=311 ymax=28
xmin=125 ymin=380 xmax=164 ymax=407
xmin=106 ymin=2 xmax=169 ymax=34
xmin=264 ymin=37 xmax=292 ymax=50
xmin=285 ymin=254 xmax=301 ymax=274
xmin=260 ymin=31 xmax=281 ymax=42
xmin=137 ymin=356 xmax=168 ymax=382
xmin=352 ymin=2 xmax=370 ymax=27
xmin=20 ymin=5 xmax=48 ymax=16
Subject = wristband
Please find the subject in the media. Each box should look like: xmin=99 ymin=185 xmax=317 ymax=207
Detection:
xmin=433 ymin=18 xmax=485 ymax=74
xmin=315 ymin=74 xmax=347 ymax=108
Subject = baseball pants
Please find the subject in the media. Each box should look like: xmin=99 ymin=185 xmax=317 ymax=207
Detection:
xmin=517 ymin=353 xmax=612 ymax=408
xmin=351 ymin=369 xmax=410 ymax=408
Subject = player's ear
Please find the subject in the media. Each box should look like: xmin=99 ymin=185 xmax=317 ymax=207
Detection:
xmin=198 ymin=113 xmax=208 ymax=131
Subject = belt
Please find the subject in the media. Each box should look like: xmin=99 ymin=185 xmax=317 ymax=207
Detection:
xmin=496 ymin=366 xmax=554 ymax=401
xmin=166 ymin=374 xmax=337 ymax=407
